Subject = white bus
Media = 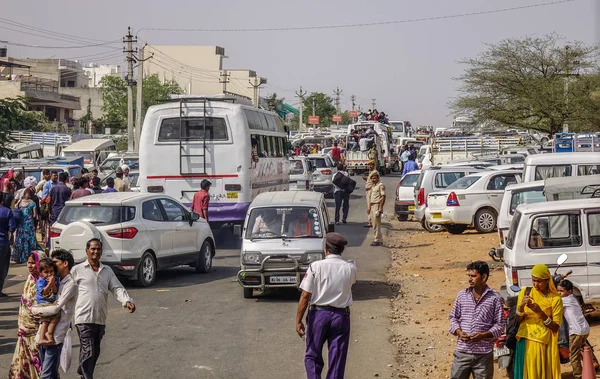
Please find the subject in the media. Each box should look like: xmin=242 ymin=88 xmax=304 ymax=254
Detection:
xmin=138 ymin=96 xmax=290 ymax=229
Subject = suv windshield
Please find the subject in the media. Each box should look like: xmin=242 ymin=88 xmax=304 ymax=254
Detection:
xmin=246 ymin=206 xmax=322 ymax=239
xmin=290 ymin=160 xmax=305 ymax=175
xmin=510 ymin=187 xmax=545 ymax=215
xmin=100 ymin=171 xmax=140 ymax=188
xmin=100 ymin=157 xmax=139 ymax=171
xmin=446 ymin=175 xmax=481 ymax=190
xmin=309 ymin=158 xmax=329 ymax=168
xmin=58 ymin=205 xmax=135 ymax=225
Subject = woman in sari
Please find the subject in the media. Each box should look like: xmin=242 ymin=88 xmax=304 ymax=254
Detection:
xmin=9 ymin=251 xmax=46 ymax=379
xmin=12 ymin=188 xmax=39 ymax=264
xmin=514 ymin=264 xmax=563 ymax=379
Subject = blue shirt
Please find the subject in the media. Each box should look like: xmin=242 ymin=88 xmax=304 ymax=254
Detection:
xmin=42 ymin=180 xmax=56 ymax=199
xmin=402 ymin=160 xmax=419 ymax=176
xmin=36 ymin=277 xmax=58 ymax=304
xmin=49 ymin=182 xmax=72 ymax=222
xmin=102 ymin=187 xmax=118 ymax=193
xmin=0 ymin=205 xmax=16 ymax=247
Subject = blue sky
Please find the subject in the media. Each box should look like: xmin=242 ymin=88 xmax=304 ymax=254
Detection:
xmin=2 ymin=0 xmax=597 ymax=127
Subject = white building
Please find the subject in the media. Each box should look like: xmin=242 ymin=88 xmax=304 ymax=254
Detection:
xmin=83 ymin=64 xmax=121 ymax=88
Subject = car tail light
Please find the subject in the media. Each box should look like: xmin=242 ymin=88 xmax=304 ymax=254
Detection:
xmin=446 ymin=192 xmax=460 ymax=206
xmin=321 ymin=169 xmax=332 ymax=175
xmin=512 ymin=269 xmax=518 ymax=286
xmin=417 ymin=188 xmax=425 ymax=206
xmin=107 ymin=227 xmax=138 ymax=239
xmin=49 ymin=227 xmax=62 ymax=238
xmin=305 ymin=180 xmax=310 ymax=190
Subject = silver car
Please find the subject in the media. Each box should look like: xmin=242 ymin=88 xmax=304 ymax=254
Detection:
xmin=307 ymin=153 xmax=337 ymax=198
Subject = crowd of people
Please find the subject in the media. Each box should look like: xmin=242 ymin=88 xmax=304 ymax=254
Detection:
xmin=358 ymin=109 xmax=390 ymax=124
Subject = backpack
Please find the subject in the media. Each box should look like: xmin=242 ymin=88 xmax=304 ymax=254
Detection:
xmin=505 ymin=287 xmax=531 ymax=350
xmin=332 ymin=172 xmax=356 ymax=194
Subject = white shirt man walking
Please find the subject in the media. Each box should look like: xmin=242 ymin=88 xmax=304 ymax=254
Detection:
xmin=32 ymin=249 xmax=77 ymax=379
xmin=71 ymin=238 xmax=135 ymax=379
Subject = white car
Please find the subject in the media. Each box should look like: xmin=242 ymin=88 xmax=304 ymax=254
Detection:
xmin=394 ymin=171 xmax=420 ymax=221
xmin=307 ymin=154 xmax=337 ymax=198
xmin=425 ymin=170 xmax=521 ymax=234
xmin=50 ymin=192 xmax=216 ymax=287
xmin=289 ymin=156 xmax=314 ymax=191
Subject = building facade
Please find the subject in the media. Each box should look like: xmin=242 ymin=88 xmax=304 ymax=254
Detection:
xmin=83 ymin=64 xmax=121 ymax=88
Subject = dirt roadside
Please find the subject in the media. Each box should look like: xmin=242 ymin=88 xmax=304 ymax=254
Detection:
xmin=385 ymin=218 xmax=600 ymax=379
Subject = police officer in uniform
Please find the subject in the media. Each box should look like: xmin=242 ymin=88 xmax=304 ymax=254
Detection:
xmin=362 ymin=160 xmax=378 ymax=228
xmin=368 ymin=171 xmax=386 ymax=246
xmin=296 ymin=232 xmax=357 ymax=379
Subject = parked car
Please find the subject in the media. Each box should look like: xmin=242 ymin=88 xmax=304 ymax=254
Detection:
xmin=289 ymin=156 xmax=314 ymax=191
xmin=50 ymin=193 xmax=216 ymax=287
xmin=425 ymin=170 xmax=521 ymax=234
xmin=413 ymin=166 xmax=485 ymax=232
xmin=503 ymin=198 xmax=600 ymax=307
xmin=307 ymin=153 xmax=337 ymax=198
xmin=237 ymin=191 xmax=334 ymax=298
xmin=395 ymin=171 xmax=420 ymax=221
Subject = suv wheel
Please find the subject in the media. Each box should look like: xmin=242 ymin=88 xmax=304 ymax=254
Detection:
xmin=475 ymin=209 xmax=496 ymax=233
xmin=446 ymin=224 xmax=467 ymax=235
xmin=195 ymin=240 xmax=214 ymax=273
xmin=421 ymin=218 xmax=443 ymax=233
xmin=136 ymin=252 xmax=156 ymax=287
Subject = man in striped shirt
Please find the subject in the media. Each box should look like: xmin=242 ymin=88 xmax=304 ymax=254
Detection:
xmin=449 ymin=261 xmax=505 ymax=379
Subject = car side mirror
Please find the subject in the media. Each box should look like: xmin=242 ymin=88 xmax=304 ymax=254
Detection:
xmin=189 ymin=211 xmax=200 ymax=226
xmin=327 ymin=223 xmax=335 ymax=233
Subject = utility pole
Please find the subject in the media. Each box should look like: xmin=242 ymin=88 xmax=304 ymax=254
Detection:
xmin=560 ymin=45 xmax=580 ymax=133
xmin=295 ymin=86 xmax=307 ymax=132
xmin=350 ymin=94 xmax=356 ymax=123
xmin=333 ymin=87 xmax=342 ymax=125
xmin=312 ymin=98 xmax=316 ymax=116
xmin=248 ymin=77 xmax=263 ymax=108
xmin=371 ymin=98 xmax=376 ymax=110
xmin=134 ymin=42 xmax=153 ymax=151
xmin=123 ymin=27 xmax=137 ymax=152
xmin=220 ymin=70 xmax=230 ymax=94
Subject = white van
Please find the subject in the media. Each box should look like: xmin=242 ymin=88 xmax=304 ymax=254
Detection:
xmin=237 ymin=191 xmax=334 ymax=298
xmin=61 ymin=138 xmax=116 ymax=169
xmin=503 ymin=199 xmax=600 ymax=306
xmin=522 ymin=152 xmax=600 ymax=182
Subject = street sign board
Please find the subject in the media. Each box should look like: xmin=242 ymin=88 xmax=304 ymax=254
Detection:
xmin=308 ymin=116 xmax=320 ymax=125
xmin=349 ymin=111 xmax=358 ymax=118
xmin=332 ymin=114 xmax=342 ymax=122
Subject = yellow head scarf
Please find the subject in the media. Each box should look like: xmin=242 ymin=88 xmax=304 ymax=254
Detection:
xmin=531 ymin=263 xmax=558 ymax=295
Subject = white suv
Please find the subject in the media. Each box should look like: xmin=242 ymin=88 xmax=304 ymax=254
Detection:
xmin=51 ymin=192 xmax=216 ymax=287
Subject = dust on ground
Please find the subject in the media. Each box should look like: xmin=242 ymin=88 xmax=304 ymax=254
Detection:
xmin=385 ymin=218 xmax=600 ymax=379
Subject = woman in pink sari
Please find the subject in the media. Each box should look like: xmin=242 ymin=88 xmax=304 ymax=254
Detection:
xmin=9 ymin=250 xmax=46 ymax=379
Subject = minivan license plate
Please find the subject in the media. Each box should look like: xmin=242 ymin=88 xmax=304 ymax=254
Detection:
xmin=270 ymin=276 xmax=297 ymax=284
xmin=408 ymin=205 xmax=415 ymax=211
xmin=432 ymin=213 xmax=442 ymax=219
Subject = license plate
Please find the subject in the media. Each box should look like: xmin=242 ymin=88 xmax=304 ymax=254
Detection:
xmin=226 ymin=192 xmax=238 ymax=199
xmin=432 ymin=213 xmax=442 ymax=219
xmin=408 ymin=205 xmax=415 ymax=211
xmin=270 ymin=276 xmax=297 ymax=284
xmin=289 ymin=182 xmax=297 ymax=190
xmin=493 ymin=346 xmax=510 ymax=359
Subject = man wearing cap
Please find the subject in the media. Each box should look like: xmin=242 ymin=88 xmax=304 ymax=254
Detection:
xmin=362 ymin=161 xmax=377 ymax=228
xmin=368 ymin=171 xmax=386 ymax=246
xmin=296 ymin=232 xmax=357 ymax=379
xmin=191 ymin=179 xmax=211 ymax=221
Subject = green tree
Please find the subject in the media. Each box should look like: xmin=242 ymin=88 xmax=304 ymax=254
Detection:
xmin=451 ymin=34 xmax=598 ymax=135
xmin=0 ymin=97 xmax=47 ymax=157
xmin=303 ymin=92 xmax=336 ymax=127
xmin=98 ymin=74 xmax=183 ymax=131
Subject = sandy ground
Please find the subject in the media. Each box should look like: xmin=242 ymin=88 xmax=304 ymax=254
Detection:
xmin=385 ymin=218 xmax=600 ymax=379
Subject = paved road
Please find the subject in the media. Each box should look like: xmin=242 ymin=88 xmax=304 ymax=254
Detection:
xmin=0 ymin=174 xmax=401 ymax=379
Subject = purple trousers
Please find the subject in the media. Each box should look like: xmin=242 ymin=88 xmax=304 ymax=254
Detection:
xmin=305 ymin=308 xmax=351 ymax=379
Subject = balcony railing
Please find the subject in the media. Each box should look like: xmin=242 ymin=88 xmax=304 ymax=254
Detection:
xmin=20 ymin=77 xmax=59 ymax=93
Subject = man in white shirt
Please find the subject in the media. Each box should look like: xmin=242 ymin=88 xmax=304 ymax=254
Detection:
xmin=71 ymin=238 xmax=135 ymax=379
xmin=296 ymin=232 xmax=357 ymax=379
xmin=32 ymin=249 xmax=78 ymax=379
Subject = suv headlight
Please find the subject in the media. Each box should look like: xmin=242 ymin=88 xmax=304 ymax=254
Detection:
xmin=305 ymin=251 xmax=324 ymax=263
xmin=242 ymin=252 xmax=262 ymax=264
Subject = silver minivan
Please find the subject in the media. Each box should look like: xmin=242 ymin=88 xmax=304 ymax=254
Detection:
xmin=237 ymin=191 xmax=334 ymax=298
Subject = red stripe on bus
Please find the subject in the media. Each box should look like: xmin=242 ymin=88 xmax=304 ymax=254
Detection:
xmin=146 ymin=174 xmax=239 ymax=179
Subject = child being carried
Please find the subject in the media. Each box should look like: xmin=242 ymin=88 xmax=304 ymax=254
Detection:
xmin=36 ymin=257 xmax=60 ymax=345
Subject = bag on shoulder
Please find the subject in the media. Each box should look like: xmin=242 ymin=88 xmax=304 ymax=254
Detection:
xmin=332 ymin=172 xmax=356 ymax=194
xmin=505 ymin=287 xmax=531 ymax=350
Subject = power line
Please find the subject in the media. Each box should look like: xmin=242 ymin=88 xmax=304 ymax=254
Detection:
xmin=0 ymin=38 xmax=121 ymax=49
xmin=139 ymin=0 xmax=573 ymax=33
xmin=0 ymin=16 xmax=118 ymax=44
